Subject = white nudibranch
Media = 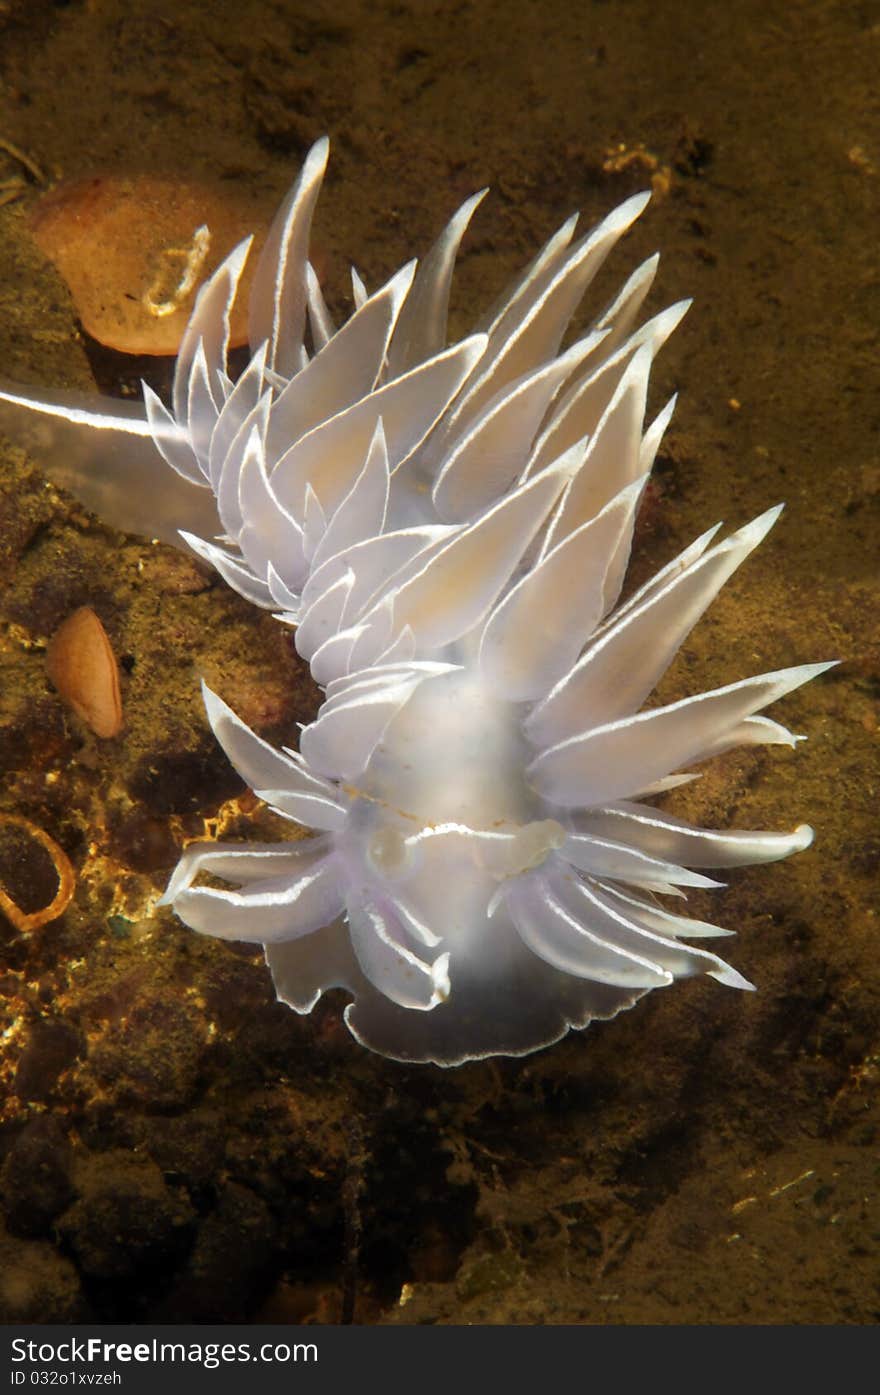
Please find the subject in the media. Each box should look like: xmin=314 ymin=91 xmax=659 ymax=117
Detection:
xmin=0 ymin=139 xmax=834 ymax=1063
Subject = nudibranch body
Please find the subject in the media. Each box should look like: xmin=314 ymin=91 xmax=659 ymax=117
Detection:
xmin=0 ymin=140 xmax=831 ymax=1063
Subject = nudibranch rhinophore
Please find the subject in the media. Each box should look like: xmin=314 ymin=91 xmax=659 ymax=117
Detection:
xmin=0 ymin=139 xmax=833 ymax=1064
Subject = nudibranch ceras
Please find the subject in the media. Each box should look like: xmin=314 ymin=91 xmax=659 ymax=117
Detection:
xmin=0 ymin=138 xmax=832 ymax=1064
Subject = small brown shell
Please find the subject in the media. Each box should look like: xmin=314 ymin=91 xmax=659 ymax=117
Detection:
xmin=29 ymin=174 xmax=271 ymax=356
xmin=46 ymin=607 xmax=123 ymax=739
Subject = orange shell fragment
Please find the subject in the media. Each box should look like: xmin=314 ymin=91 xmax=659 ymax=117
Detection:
xmin=46 ymin=606 xmax=123 ymax=739
xmin=0 ymin=814 xmax=76 ymax=933
xmin=30 ymin=174 xmax=270 ymax=355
